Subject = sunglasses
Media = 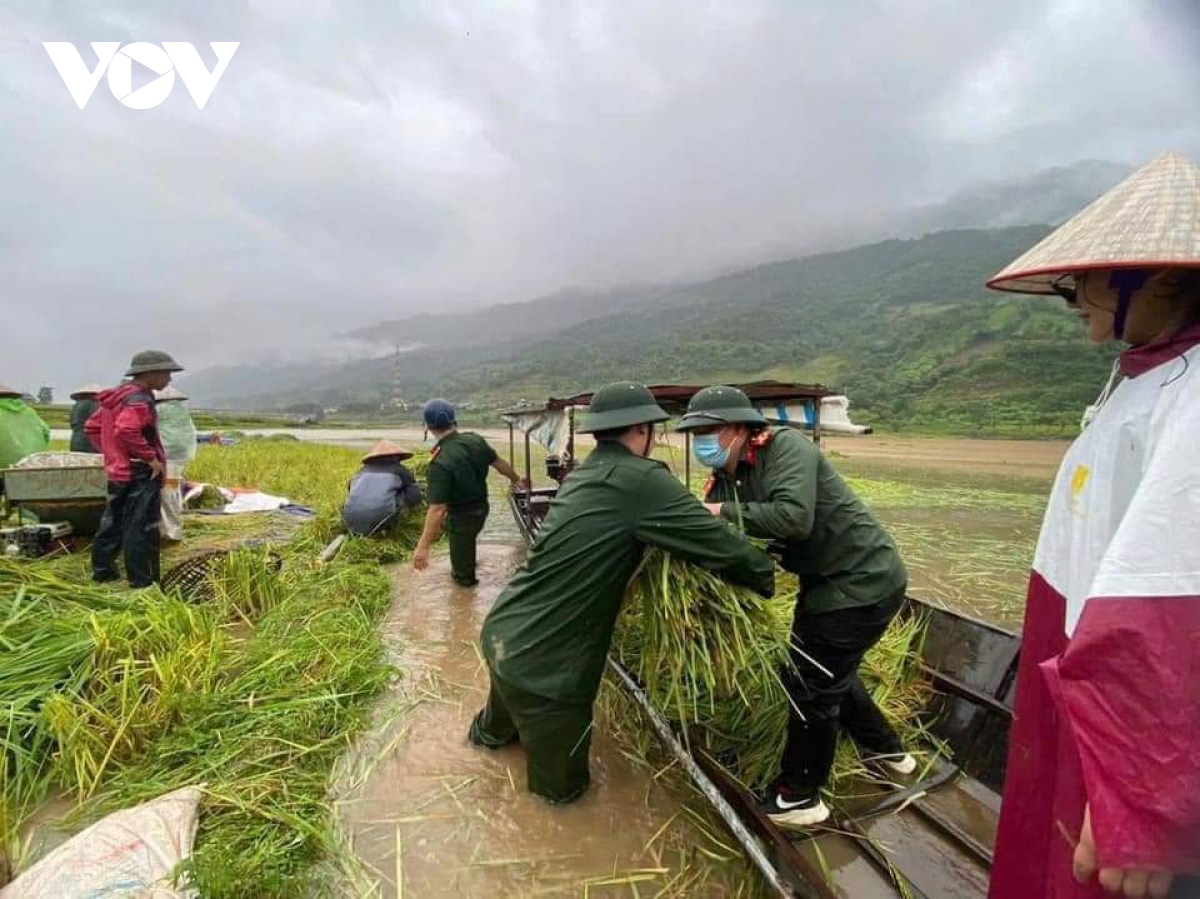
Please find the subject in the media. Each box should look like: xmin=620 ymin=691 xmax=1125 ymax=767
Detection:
xmin=1050 ymin=273 xmax=1079 ymax=306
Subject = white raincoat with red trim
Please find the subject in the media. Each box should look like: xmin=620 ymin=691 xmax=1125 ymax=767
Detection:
xmin=990 ymin=327 xmax=1200 ymax=898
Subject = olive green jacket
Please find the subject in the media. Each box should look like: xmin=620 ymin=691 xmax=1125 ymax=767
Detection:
xmin=706 ymin=427 xmax=906 ymax=614
xmin=426 ymin=431 xmax=496 ymax=509
xmin=70 ymin=398 xmax=99 ymax=453
xmin=482 ymin=441 xmax=775 ymax=702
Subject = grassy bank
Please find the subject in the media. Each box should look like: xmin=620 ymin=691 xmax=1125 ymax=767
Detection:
xmin=1 ymin=442 xmax=431 ymax=895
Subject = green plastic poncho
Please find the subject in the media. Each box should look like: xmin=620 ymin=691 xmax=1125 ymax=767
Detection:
xmin=157 ymin=401 xmax=197 ymax=463
xmin=0 ymin=399 xmax=50 ymax=469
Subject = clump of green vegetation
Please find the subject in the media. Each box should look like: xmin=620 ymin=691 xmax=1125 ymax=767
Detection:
xmin=1 ymin=440 xmax=430 ymax=894
xmin=615 ymin=551 xmax=928 ymax=796
xmin=88 ymin=560 xmax=395 ymax=897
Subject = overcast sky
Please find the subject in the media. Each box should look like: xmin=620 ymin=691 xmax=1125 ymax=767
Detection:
xmin=1 ymin=0 xmax=1197 ymax=394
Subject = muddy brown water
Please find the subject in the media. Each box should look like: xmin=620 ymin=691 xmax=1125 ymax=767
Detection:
xmin=337 ymin=528 xmax=756 ymax=898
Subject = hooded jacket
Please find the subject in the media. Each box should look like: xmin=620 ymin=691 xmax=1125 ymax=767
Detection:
xmin=85 ymin=383 xmax=166 ymax=482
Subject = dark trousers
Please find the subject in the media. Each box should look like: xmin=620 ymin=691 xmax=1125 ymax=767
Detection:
xmin=779 ymin=588 xmax=906 ymax=795
xmin=469 ymin=670 xmax=593 ymax=804
xmin=446 ymin=503 xmax=488 ymax=586
xmin=92 ymin=470 xmax=162 ymax=588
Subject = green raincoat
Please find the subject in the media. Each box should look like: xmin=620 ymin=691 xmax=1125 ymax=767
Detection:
xmin=0 ymin=399 xmax=50 ymax=469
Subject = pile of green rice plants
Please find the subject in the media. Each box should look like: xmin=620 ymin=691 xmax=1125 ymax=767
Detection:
xmin=83 ymin=560 xmax=396 ymax=898
xmin=615 ymin=551 xmax=930 ymax=798
xmin=614 ymin=550 xmax=794 ymax=791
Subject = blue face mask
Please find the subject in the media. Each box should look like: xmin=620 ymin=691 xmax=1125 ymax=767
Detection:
xmin=693 ymin=433 xmax=729 ymax=469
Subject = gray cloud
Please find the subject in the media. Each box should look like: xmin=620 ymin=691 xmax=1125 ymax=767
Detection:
xmin=1 ymin=0 xmax=1196 ymax=395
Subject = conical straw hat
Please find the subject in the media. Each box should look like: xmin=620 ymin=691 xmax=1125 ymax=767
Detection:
xmin=0 ymin=383 xmax=22 ymax=398
xmin=70 ymin=383 xmax=105 ymax=399
xmin=362 ymin=439 xmax=414 ymax=462
xmin=988 ymin=151 xmax=1200 ymax=294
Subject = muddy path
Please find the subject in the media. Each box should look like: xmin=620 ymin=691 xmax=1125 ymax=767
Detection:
xmin=337 ymin=529 xmax=758 ymax=897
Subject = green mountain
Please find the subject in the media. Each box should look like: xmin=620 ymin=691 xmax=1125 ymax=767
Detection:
xmin=190 ymin=225 xmax=1115 ymax=436
xmin=338 ymin=283 xmax=686 ymax=350
xmin=418 ymin=226 xmax=1114 ymax=436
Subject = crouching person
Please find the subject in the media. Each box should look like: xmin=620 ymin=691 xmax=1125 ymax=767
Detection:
xmin=341 ymin=441 xmax=423 ymax=536
xmin=470 ymin=382 xmax=775 ymax=804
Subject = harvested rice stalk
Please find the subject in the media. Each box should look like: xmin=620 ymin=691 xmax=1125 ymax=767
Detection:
xmin=0 ymin=561 xmax=140 ymax=612
xmin=1 ymin=588 xmax=97 ymax=861
xmin=615 ymin=550 xmax=793 ymax=791
xmin=83 ymin=561 xmax=397 ymax=898
xmin=43 ymin=600 xmax=229 ymax=800
xmin=4 ymin=440 xmax=432 ymax=894
xmin=615 ymin=550 xmax=930 ymax=796
xmin=208 ymin=548 xmax=286 ymax=622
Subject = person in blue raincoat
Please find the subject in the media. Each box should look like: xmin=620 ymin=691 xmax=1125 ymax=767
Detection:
xmin=341 ymin=440 xmax=423 ymax=536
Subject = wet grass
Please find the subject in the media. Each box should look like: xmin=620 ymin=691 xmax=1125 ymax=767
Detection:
xmin=1 ymin=441 xmax=433 ymax=895
xmin=836 ymin=456 xmax=1047 ymax=628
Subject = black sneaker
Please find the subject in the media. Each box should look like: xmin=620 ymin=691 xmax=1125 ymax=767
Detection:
xmin=764 ymin=788 xmax=830 ymax=830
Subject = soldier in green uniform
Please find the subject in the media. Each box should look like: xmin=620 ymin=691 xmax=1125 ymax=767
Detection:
xmin=412 ymin=398 xmax=527 ymax=586
xmin=677 ymin=385 xmax=915 ymax=830
xmin=470 ymin=382 xmax=776 ymax=805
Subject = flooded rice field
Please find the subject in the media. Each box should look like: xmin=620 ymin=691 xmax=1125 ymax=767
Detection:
xmin=179 ymin=424 xmax=1059 ymax=626
xmin=229 ymin=425 xmax=1062 ymax=626
xmin=333 ymin=434 xmax=1066 ymax=895
xmin=336 ymin=533 xmax=762 ymax=898
xmin=828 ymin=438 xmax=1062 ymax=629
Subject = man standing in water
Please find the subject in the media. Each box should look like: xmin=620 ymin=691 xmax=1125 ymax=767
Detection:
xmin=411 ymin=398 xmax=526 ymax=586
xmin=471 ymin=382 xmax=775 ymax=804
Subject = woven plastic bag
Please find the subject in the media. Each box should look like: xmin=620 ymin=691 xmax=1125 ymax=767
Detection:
xmin=0 ymin=786 xmax=201 ymax=899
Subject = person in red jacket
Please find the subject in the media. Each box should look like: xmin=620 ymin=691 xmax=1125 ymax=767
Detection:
xmin=88 ymin=350 xmax=184 ymax=588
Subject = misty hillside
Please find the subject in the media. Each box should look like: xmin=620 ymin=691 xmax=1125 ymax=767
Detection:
xmin=901 ymin=159 xmax=1132 ymax=232
xmin=188 ymin=224 xmax=1116 ymax=436
xmin=338 ymin=283 xmax=685 ymax=350
xmin=332 ymin=158 xmax=1130 ymax=354
xmin=186 ymin=160 xmax=1133 ymax=433
xmin=411 ymin=226 xmax=1115 ymax=435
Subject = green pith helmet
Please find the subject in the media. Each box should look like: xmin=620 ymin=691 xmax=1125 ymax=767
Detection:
xmin=126 ymin=350 xmax=184 ymax=377
xmin=576 ymin=382 xmax=670 ymax=433
xmin=675 ymin=385 xmax=766 ymax=431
